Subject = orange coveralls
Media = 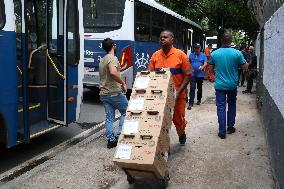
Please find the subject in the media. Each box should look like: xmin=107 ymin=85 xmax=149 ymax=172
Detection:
xmin=149 ymin=47 xmax=192 ymax=136
xmin=204 ymin=47 xmax=211 ymax=79
xmin=204 ymin=47 xmax=215 ymax=82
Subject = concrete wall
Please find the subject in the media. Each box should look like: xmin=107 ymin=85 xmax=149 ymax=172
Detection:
xmin=264 ymin=6 xmax=284 ymax=116
xmin=257 ymin=4 xmax=284 ymax=188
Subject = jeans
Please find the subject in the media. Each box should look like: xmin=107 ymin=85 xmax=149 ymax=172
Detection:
xmin=100 ymin=93 xmax=128 ymax=142
xmin=215 ymin=89 xmax=237 ymax=135
xmin=189 ymin=76 xmax=204 ymax=105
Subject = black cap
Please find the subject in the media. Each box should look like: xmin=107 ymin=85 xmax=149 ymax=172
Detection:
xmin=194 ymin=43 xmax=201 ymax=48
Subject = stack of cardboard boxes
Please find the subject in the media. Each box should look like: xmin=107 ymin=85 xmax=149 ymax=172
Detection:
xmin=113 ymin=70 xmax=174 ymax=179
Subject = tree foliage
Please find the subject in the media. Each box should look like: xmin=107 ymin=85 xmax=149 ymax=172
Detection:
xmin=157 ymin=0 xmax=259 ymax=39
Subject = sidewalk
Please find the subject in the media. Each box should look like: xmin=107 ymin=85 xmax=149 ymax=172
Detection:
xmin=1 ymin=82 xmax=275 ymax=189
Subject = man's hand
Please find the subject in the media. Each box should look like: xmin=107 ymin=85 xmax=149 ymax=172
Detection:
xmin=121 ymin=83 xmax=127 ymax=93
xmin=199 ymin=65 xmax=205 ymax=70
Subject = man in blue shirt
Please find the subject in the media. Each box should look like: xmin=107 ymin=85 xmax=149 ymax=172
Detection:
xmin=187 ymin=43 xmax=208 ymax=110
xmin=210 ymin=33 xmax=248 ymax=139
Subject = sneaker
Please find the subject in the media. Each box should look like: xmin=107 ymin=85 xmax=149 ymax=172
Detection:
xmin=107 ymin=140 xmax=117 ymax=149
xmin=227 ymin=127 xmax=236 ymax=134
xmin=197 ymin=101 xmax=201 ymax=105
xmin=218 ymin=133 xmax=226 ymax=139
xmin=179 ymin=133 xmax=187 ymax=145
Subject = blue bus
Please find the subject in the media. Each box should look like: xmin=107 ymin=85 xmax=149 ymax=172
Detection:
xmin=0 ymin=0 xmax=84 ymax=148
xmin=82 ymin=0 xmax=205 ymax=90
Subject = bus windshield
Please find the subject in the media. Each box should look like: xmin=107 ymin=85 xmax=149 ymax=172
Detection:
xmin=83 ymin=0 xmax=126 ymax=33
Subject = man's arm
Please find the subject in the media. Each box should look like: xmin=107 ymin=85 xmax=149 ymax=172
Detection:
xmin=209 ymin=64 xmax=215 ymax=74
xmin=108 ymin=64 xmax=127 ymax=92
xmin=199 ymin=53 xmax=208 ymax=70
xmin=209 ymin=54 xmax=215 ymax=74
xmin=241 ymin=63 xmax=249 ymax=72
xmin=239 ymin=52 xmax=249 ymax=72
xmin=176 ymin=73 xmax=191 ymax=100
xmin=175 ymin=52 xmax=193 ymax=100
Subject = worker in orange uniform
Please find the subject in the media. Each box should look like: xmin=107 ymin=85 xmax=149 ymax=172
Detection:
xmin=149 ymin=30 xmax=193 ymax=145
xmin=204 ymin=44 xmax=214 ymax=81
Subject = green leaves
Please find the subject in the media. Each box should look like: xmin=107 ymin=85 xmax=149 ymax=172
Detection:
xmin=157 ymin=0 xmax=259 ymax=39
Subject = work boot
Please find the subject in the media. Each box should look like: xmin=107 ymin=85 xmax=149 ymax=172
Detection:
xmin=218 ymin=133 xmax=226 ymax=139
xmin=107 ymin=140 xmax=117 ymax=149
xmin=227 ymin=127 xmax=236 ymax=134
xmin=197 ymin=100 xmax=201 ymax=105
xmin=179 ymin=133 xmax=187 ymax=145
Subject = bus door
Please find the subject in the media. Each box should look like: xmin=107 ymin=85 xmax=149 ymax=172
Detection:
xmin=46 ymin=0 xmax=66 ymax=125
xmin=47 ymin=0 xmax=81 ymax=125
xmin=187 ymin=29 xmax=193 ymax=55
xmin=18 ymin=0 xmax=81 ymax=134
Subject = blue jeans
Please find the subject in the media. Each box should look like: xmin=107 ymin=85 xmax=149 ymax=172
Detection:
xmin=215 ymin=89 xmax=237 ymax=135
xmin=189 ymin=76 xmax=204 ymax=104
xmin=100 ymin=93 xmax=128 ymax=142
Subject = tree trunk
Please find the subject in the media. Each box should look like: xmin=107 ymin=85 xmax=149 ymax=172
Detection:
xmin=247 ymin=0 xmax=264 ymax=26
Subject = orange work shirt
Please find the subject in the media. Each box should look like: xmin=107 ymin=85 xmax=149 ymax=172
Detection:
xmin=149 ymin=47 xmax=192 ymax=91
xmin=204 ymin=47 xmax=211 ymax=59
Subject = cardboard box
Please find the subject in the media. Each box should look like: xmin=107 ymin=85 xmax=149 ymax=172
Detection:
xmin=113 ymin=134 xmax=170 ymax=179
xmin=124 ymin=109 xmax=172 ymax=134
xmin=128 ymin=98 xmax=174 ymax=113
xmin=118 ymin=129 xmax=170 ymax=153
xmin=113 ymin=70 xmax=173 ymax=179
xmin=122 ymin=118 xmax=171 ymax=139
xmin=133 ymin=73 xmax=174 ymax=94
xmin=130 ymin=92 xmax=175 ymax=109
xmin=132 ymin=71 xmax=175 ymax=109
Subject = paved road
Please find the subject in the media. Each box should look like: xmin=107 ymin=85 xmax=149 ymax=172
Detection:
xmin=0 ymin=88 xmax=105 ymax=174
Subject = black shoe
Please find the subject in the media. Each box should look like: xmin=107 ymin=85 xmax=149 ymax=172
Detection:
xmin=107 ymin=140 xmax=117 ymax=149
xmin=242 ymin=90 xmax=252 ymax=94
xmin=187 ymin=103 xmax=193 ymax=110
xmin=227 ymin=127 xmax=236 ymax=134
xmin=218 ymin=133 xmax=226 ymax=139
xmin=179 ymin=133 xmax=187 ymax=145
xmin=197 ymin=101 xmax=201 ymax=105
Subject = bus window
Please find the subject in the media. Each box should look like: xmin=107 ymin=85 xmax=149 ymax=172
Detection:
xmin=26 ymin=0 xmax=47 ymax=49
xmin=166 ymin=15 xmax=176 ymax=34
xmin=83 ymin=0 xmax=126 ymax=33
xmin=135 ymin=3 xmax=151 ymax=41
xmin=0 ymin=0 xmax=5 ymax=29
xmin=176 ymin=21 xmax=184 ymax=46
xmin=67 ymin=0 xmax=79 ymax=66
xmin=13 ymin=0 xmax=22 ymax=89
xmin=152 ymin=9 xmax=165 ymax=42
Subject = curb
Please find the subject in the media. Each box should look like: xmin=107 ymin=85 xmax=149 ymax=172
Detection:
xmin=0 ymin=115 xmax=120 ymax=184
